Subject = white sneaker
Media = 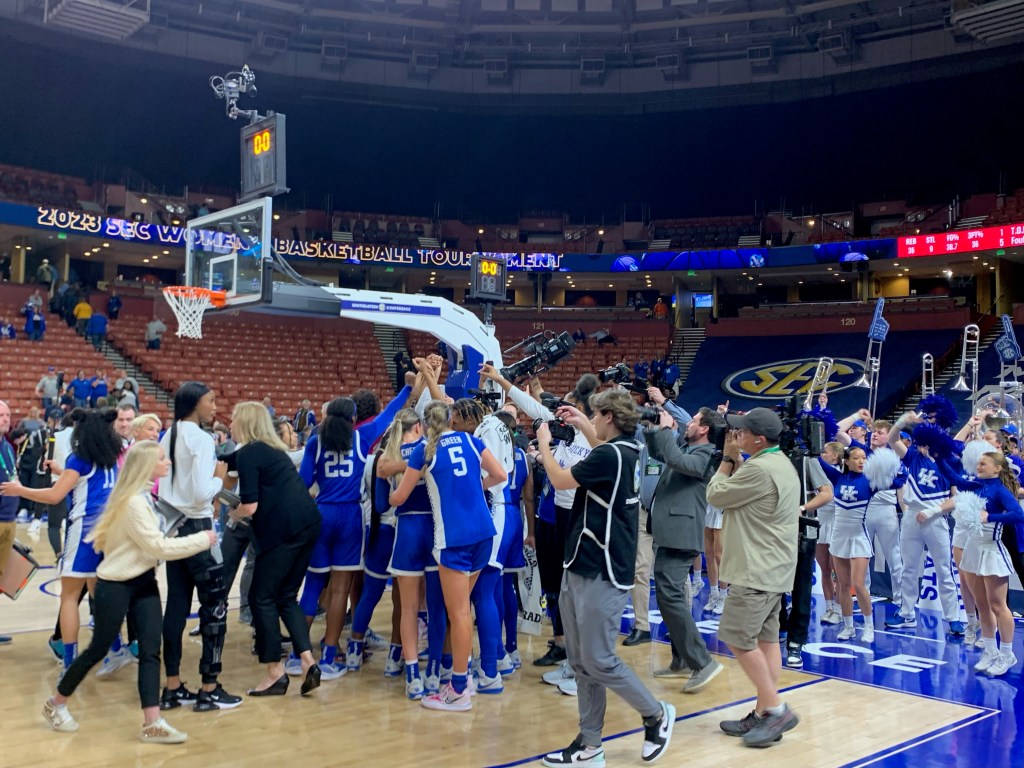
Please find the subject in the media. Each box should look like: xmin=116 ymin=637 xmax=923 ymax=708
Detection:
xmin=509 ymin=649 xmax=522 ymax=669
xmin=987 ymin=652 xmax=1018 ymax=677
xmin=557 ymin=678 xmax=578 ymax=696
xmin=476 ymin=671 xmax=504 ymax=695
xmin=365 ymin=628 xmax=388 ymax=651
xmin=346 ymin=639 xmax=364 ymax=671
xmin=820 ymin=609 xmax=842 ymax=625
xmin=406 ymin=677 xmax=425 ymax=700
xmin=861 ymin=627 xmax=875 ymax=644
xmin=43 ymin=699 xmax=78 ymax=732
xmin=417 ymin=616 xmax=429 ymax=640
xmin=965 ymin=622 xmax=980 ymax=646
xmin=384 ymin=656 xmax=405 ymax=677
xmin=711 ymin=596 xmax=726 ymax=616
xmin=691 ymin=577 xmax=705 ymax=598
xmin=421 ymin=683 xmax=472 ymax=712
xmin=837 ymin=625 xmax=856 ymax=641
xmin=424 ymin=674 xmax=440 ymax=694
xmin=28 ymin=518 xmax=42 ymax=539
xmin=496 ymin=653 xmax=516 ymax=676
xmin=543 ymin=660 xmax=576 ymax=686
xmin=16 ymin=509 xmax=30 ymax=524
xmin=318 ymin=661 xmax=347 ymax=681
xmin=283 ymin=656 xmax=304 ymax=676
xmin=140 ymin=717 xmax=188 ymax=744
xmin=975 ymin=648 xmax=1000 ymax=673
xmin=96 ymin=646 xmax=136 ymax=678
xmin=975 ymin=636 xmax=987 ymax=649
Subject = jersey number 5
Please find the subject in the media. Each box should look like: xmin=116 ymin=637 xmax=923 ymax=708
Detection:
xmin=324 ymin=451 xmax=354 ymax=478
xmin=448 ymin=446 xmax=467 ymax=477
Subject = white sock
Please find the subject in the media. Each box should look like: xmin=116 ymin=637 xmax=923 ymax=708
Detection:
xmin=844 ymin=615 xmax=854 ymax=629
xmin=983 ymin=636 xmax=997 ymax=653
xmin=710 ymin=585 xmax=719 ymax=599
xmin=764 ymin=702 xmax=786 ymax=716
xmin=1000 ymin=642 xmax=1013 ymax=655
xmin=828 ymin=600 xmax=838 ymax=613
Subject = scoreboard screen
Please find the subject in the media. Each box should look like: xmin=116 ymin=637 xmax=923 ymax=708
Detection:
xmin=469 ymin=253 xmax=507 ymax=302
xmin=898 ymin=223 xmax=1024 ymax=257
xmin=240 ymin=113 xmax=289 ymax=202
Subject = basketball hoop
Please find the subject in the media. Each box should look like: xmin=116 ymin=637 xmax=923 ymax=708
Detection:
xmin=162 ymin=286 xmax=227 ymax=339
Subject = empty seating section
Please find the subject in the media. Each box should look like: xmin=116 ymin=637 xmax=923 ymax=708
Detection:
xmin=333 ymin=212 xmax=434 ymax=248
xmin=0 ymin=303 xmax=165 ymax=420
xmin=987 ymin=188 xmax=1024 ymax=225
xmin=106 ymin=314 xmax=393 ymax=421
xmin=408 ymin=328 xmax=670 ymax=398
xmin=0 ymin=163 xmax=84 ymax=209
xmin=650 ymin=215 xmax=761 ymax=249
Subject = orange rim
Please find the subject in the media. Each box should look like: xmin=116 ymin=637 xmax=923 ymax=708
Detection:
xmin=162 ymin=286 xmax=228 ymax=308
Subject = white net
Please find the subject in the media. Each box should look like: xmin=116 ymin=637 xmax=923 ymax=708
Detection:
xmin=162 ymin=287 xmax=214 ymax=339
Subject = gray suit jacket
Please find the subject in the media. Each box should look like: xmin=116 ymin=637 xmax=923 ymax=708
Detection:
xmin=643 ymin=429 xmax=716 ymax=553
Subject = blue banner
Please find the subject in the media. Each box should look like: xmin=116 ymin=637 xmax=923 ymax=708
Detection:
xmin=340 ymin=300 xmax=441 ymax=316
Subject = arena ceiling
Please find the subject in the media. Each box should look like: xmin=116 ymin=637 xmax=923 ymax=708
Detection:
xmin=1 ymin=0 xmax=1023 ymax=113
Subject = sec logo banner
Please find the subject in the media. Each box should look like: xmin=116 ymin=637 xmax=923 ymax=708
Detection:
xmin=722 ymin=357 xmax=864 ymax=400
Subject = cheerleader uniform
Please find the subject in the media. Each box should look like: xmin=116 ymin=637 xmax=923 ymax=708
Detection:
xmin=889 ymin=449 xmax=960 ymax=625
xmin=956 ymin=477 xmax=1024 ymax=578
xmin=62 ymin=454 xmax=118 ymax=578
xmin=817 ymin=462 xmax=873 ymax=560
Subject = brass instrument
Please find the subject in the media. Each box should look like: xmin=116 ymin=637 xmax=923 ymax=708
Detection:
xmin=920 ymin=353 xmax=935 ymax=398
xmin=804 ymin=357 xmax=835 ymax=411
xmin=950 ymin=323 xmax=980 ymax=408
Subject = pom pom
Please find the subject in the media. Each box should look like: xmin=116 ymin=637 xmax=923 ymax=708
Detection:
xmin=953 ymin=490 xmax=986 ymax=536
xmin=864 ymin=447 xmax=901 ymax=491
xmin=912 ymin=423 xmax=959 ymax=461
xmin=811 ymin=406 xmax=840 ymax=443
xmin=917 ymin=395 xmax=958 ymax=431
xmin=960 ymin=439 xmax=994 ymax=478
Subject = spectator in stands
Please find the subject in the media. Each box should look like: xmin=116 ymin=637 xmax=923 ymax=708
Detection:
xmin=68 ymin=370 xmax=91 ymax=409
xmin=28 ymin=289 xmax=44 ymax=311
xmin=650 ymin=358 xmax=665 ymax=387
xmin=73 ymin=296 xmax=92 ymax=336
xmin=262 ymin=396 xmax=275 ymax=419
xmin=36 ymin=259 xmax=56 ymax=295
xmin=90 ymin=369 xmax=109 ymax=408
xmin=0 ymin=400 xmax=16 ymax=645
xmin=0 ymin=253 xmax=10 ymax=282
xmin=36 ymin=366 xmax=60 ymax=411
xmin=633 ymin=292 xmax=648 ymax=312
xmin=106 ymin=290 xmax=122 ymax=320
xmin=119 ymin=381 xmax=140 ymax=411
xmin=145 ymin=315 xmax=167 ymax=350
xmin=293 ymin=399 xmax=316 ymax=441
xmin=0 ymin=317 xmax=14 ymax=340
xmin=591 ymin=328 xmax=617 ymax=346
xmin=86 ymin=312 xmax=108 ymax=350
xmin=653 ymin=298 xmax=669 ymax=321
xmin=572 ymin=328 xmax=586 ymax=346
xmin=61 ymin=284 xmax=79 ymax=328
xmin=24 ymin=305 xmax=45 ymax=341
xmin=113 ymin=370 xmax=140 ymax=396
xmin=663 ymin=362 xmax=680 ymax=394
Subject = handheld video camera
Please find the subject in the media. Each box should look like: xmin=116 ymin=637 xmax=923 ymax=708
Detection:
xmin=500 ymin=331 xmax=576 ymax=384
xmin=598 ymin=362 xmax=650 ymax=394
xmin=468 ymin=388 xmax=502 ymax=410
xmin=533 ymin=417 xmax=575 ymax=446
xmin=776 ymin=396 xmax=825 ymax=457
xmin=636 ymin=405 xmax=662 ymax=423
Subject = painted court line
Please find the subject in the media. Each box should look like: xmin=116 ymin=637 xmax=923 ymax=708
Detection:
xmin=839 ymin=709 xmax=1000 ymax=768
xmin=485 ymin=677 xmax=828 ymax=768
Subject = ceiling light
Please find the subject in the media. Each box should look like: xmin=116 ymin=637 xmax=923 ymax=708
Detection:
xmin=13 ymin=245 xmax=20 ymax=249
xmin=92 ymin=247 xmax=101 ymax=253
xmin=808 ymin=219 xmax=816 ymax=227
xmin=24 ymin=246 xmax=31 ymax=251
xmin=982 ymin=262 xmax=989 ymax=266
xmin=798 ymin=281 xmax=804 ymax=285
xmin=152 ymin=255 xmax=158 ymax=260
xmin=143 ymin=258 xmax=150 ymax=263
xmin=102 ymin=243 xmax=109 ymax=248
xmin=273 ymin=214 xmax=280 ymax=221
xmin=757 ymin=282 xmax=763 ymax=286
xmin=608 ymin=284 xmax=613 ymax=288
xmin=139 ymin=197 xmax=148 ymax=204
xmin=990 ymin=266 xmax=995 ymax=270
xmin=840 ymin=279 xmax=846 ymax=283
xmin=83 ymin=252 xmax=90 ymax=257
xmin=477 ymin=228 xmax=484 ymax=235
xmin=973 ymin=256 xmax=979 ymax=260
xmin=598 ymin=229 xmax=605 ymax=236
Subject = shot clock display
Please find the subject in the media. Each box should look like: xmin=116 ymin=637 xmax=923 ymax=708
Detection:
xmin=469 ymin=253 xmax=508 ymax=302
xmin=240 ymin=113 xmax=289 ymax=202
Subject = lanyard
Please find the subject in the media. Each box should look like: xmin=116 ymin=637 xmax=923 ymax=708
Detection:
xmin=0 ymin=440 xmax=13 ymax=478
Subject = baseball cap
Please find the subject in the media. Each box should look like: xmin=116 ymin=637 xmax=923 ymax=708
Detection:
xmin=1001 ymin=424 xmax=1019 ymax=437
xmin=851 ymin=419 xmax=869 ymax=430
xmin=724 ymin=408 xmax=784 ymax=441
xmin=899 ymin=431 xmax=911 ymax=441
xmin=47 ymin=366 xmax=55 ymax=372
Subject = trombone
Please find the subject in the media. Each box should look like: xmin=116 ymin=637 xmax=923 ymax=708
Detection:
xmin=951 ymin=323 xmax=980 ymax=407
xmin=804 ymin=357 xmax=834 ymax=410
xmin=921 ymin=353 xmax=935 ymax=398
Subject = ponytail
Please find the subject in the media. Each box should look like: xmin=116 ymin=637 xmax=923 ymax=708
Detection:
xmin=422 ymin=400 xmax=450 ymax=463
xmin=987 ymin=451 xmax=1020 ymax=497
xmin=381 ymin=408 xmax=420 ymax=476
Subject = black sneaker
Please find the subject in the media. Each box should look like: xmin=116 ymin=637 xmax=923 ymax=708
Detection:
xmin=534 ymin=641 xmax=568 ymax=667
xmin=193 ymin=684 xmax=243 ymax=711
xmin=784 ymin=644 xmax=804 ymax=669
xmin=641 ymin=701 xmax=676 ymax=763
xmin=159 ymin=684 xmax=198 ymax=711
xmin=742 ymin=703 xmax=799 ymax=748
xmin=720 ymin=710 xmax=765 ymax=737
xmin=541 ymin=735 xmax=606 ymax=767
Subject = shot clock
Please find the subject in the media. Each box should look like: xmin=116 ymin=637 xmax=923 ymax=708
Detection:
xmin=468 ymin=253 xmax=508 ymax=302
xmin=240 ymin=113 xmax=289 ymax=202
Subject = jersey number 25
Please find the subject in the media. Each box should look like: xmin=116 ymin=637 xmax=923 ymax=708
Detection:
xmin=323 ymin=451 xmax=354 ymax=478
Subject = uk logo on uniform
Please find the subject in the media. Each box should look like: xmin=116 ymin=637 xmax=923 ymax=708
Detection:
xmin=917 ymin=469 xmax=938 ymax=488
xmin=840 ymin=485 xmax=859 ymax=502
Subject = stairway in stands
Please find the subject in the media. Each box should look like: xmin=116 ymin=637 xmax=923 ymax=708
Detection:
xmin=671 ymin=327 xmax=705 ymax=386
xmin=374 ymin=324 xmax=410 ymax=388
xmin=98 ymin=340 xmax=174 ymax=413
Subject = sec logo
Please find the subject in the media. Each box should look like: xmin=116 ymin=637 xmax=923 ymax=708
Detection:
xmin=722 ymin=357 xmax=864 ymax=400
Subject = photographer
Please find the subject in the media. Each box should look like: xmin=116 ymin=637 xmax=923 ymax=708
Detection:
xmin=479 ymin=363 xmax=593 ymax=668
xmin=535 ymin=390 xmax=674 ymax=767
xmin=705 ymin=408 xmax=801 ymax=748
xmin=643 ymin=407 xmax=724 ymax=692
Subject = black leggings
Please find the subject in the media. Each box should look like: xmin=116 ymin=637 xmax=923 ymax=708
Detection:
xmin=251 ymin=525 xmax=318 ymax=664
xmin=57 ymin=571 xmax=163 ymax=708
xmin=162 ymin=518 xmax=227 ymax=684
xmin=535 ymin=504 xmax=571 ymax=638
xmin=46 ymin=497 xmax=67 ymax=559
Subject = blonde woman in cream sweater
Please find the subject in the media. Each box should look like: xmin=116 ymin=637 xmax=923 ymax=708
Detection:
xmin=42 ymin=440 xmax=216 ymax=745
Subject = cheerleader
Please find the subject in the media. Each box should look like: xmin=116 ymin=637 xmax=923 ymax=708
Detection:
xmin=293 ymin=382 xmax=411 ymax=679
xmin=1 ymin=409 xmax=122 ymax=676
xmin=41 ymin=441 xmax=216 ymax=742
xmin=390 ymin=400 xmax=506 ymax=712
xmin=948 ymin=451 xmax=1023 ymax=676
xmin=815 ymin=441 xmax=843 ymax=625
xmin=885 ymin=410 xmax=964 ymax=635
xmin=817 ymin=446 xmax=901 ymax=643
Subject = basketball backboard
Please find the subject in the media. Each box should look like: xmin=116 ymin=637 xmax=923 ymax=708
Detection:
xmin=185 ymin=196 xmax=272 ymax=307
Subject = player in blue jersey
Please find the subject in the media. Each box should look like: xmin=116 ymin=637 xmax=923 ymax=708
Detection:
xmin=390 ymin=399 xmax=506 ymax=712
xmin=495 ymin=409 xmax=532 ymax=670
xmin=2 ymin=408 xmax=122 ymax=675
xmin=292 ymin=383 xmax=411 ymax=679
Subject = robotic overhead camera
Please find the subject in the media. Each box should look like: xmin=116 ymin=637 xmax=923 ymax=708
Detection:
xmin=209 ymin=65 xmax=260 ymax=120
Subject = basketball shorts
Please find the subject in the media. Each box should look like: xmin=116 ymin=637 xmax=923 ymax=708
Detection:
xmin=62 ymin=516 xmax=101 ymax=578
xmin=362 ymin=522 xmax=396 ymax=579
xmin=309 ymin=501 xmax=363 ymax=572
xmin=436 ymin=538 xmax=490 ymax=574
xmin=389 ymin=513 xmax=437 ymax=576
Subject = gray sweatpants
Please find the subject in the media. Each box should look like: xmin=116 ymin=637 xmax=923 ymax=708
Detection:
xmin=654 ymin=547 xmax=712 ymax=672
xmin=560 ymin=570 xmax=661 ymax=746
